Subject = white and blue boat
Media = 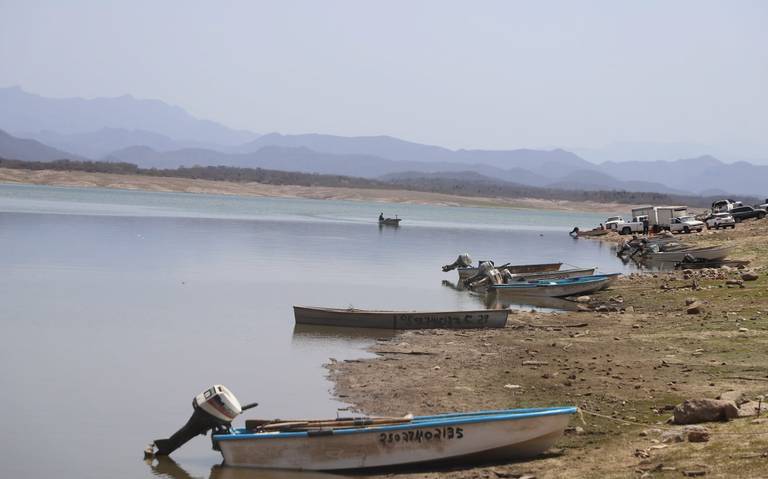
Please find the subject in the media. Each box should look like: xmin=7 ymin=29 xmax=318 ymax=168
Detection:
xmin=212 ymin=407 xmax=577 ymax=470
xmin=491 ymin=274 xmax=620 ymax=297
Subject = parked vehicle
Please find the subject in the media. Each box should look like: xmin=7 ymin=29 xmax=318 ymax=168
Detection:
xmin=756 ymin=199 xmax=768 ymax=210
xmin=705 ymin=213 xmax=736 ymax=229
xmin=604 ymin=216 xmax=625 ymax=230
xmin=729 ymin=206 xmax=766 ymax=222
xmin=669 ymin=216 xmax=705 ymax=234
xmin=617 ymin=215 xmax=647 ymax=235
xmin=711 ymin=199 xmax=743 ymax=213
xmin=630 ymin=205 xmax=688 ymax=232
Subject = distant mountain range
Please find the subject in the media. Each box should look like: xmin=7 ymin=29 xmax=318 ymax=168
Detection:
xmin=0 ymin=86 xmax=258 ymax=147
xmin=0 ymin=86 xmax=766 ymax=198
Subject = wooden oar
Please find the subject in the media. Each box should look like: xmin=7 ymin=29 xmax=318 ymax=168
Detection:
xmin=247 ymin=415 xmax=413 ymax=431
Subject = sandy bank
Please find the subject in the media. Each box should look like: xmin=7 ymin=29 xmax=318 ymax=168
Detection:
xmin=328 ymin=224 xmax=768 ymax=478
xmin=0 ymin=167 xmax=634 ymax=213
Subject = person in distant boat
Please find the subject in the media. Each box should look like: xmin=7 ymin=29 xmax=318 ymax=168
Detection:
xmin=569 ymin=226 xmax=580 ymax=237
xmin=599 ymin=223 xmax=604 ymax=230
xmin=642 ymin=218 xmax=649 ymax=235
xmin=379 ymin=212 xmax=384 ymax=221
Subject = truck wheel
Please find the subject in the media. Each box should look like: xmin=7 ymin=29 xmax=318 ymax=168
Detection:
xmin=683 ymin=226 xmax=690 ymax=234
xmin=621 ymin=227 xmax=631 ymax=235
xmin=759 ymin=213 xmax=766 ymax=219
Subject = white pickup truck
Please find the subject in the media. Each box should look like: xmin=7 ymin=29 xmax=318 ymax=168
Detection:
xmin=604 ymin=216 xmax=625 ymax=231
xmin=615 ymin=216 xmax=648 ymax=235
xmin=668 ymin=216 xmax=705 ymax=234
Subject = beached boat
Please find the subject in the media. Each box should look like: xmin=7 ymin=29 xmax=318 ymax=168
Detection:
xmin=645 ymin=245 xmax=732 ymax=262
xmin=458 ymin=262 xmax=562 ymax=280
xmin=293 ymin=306 xmax=509 ymax=329
xmin=507 ymin=267 xmax=596 ymax=282
xmin=570 ymin=227 xmax=609 ymax=238
xmin=212 ymin=407 xmax=577 ymax=470
xmin=379 ymin=218 xmax=402 ymax=226
xmin=490 ymin=274 xmax=618 ymax=297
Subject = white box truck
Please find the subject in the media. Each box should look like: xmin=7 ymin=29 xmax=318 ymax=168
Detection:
xmin=629 ymin=206 xmax=689 ymax=233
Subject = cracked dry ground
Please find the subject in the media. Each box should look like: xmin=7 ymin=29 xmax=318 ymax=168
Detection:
xmin=328 ymin=253 xmax=768 ymax=478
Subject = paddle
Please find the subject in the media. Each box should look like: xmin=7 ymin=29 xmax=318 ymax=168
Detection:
xmin=246 ymin=415 xmax=414 ymax=432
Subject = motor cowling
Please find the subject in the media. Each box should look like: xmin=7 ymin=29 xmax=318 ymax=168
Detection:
xmin=442 ymin=253 xmax=473 ymax=272
xmin=152 ymin=385 xmax=255 ymax=456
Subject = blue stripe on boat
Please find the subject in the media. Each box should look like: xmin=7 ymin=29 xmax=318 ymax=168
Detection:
xmin=214 ymin=406 xmax=577 ymax=441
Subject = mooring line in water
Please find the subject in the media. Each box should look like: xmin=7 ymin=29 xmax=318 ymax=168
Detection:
xmin=577 ymin=408 xmax=768 ymax=436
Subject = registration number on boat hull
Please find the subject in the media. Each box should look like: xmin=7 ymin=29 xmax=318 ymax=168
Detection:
xmin=378 ymin=427 xmax=464 ymax=446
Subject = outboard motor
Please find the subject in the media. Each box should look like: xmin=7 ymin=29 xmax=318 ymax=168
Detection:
xmin=442 ymin=253 xmax=473 ymax=272
xmin=465 ymin=261 xmax=503 ymax=288
xmin=152 ymin=385 xmax=257 ymax=456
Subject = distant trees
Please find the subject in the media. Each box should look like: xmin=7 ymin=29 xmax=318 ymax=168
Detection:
xmin=0 ymin=157 xmax=740 ymax=208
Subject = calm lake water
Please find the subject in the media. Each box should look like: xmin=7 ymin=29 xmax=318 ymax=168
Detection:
xmin=0 ymin=184 xmax=632 ymax=479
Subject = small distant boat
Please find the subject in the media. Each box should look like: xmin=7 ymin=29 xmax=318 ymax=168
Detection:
xmin=646 ymin=245 xmax=732 ymax=262
xmin=213 ymin=407 xmax=577 ymax=470
xmin=570 ymin=227 xmax=609 ymax=238
xmin=491 ymin=274 xmax=618 ymax=297
xmin=293 ymin=306 xmax=508 ymax=329
xmin=379 ymin=217 xmax=402 ymax=226
xmin=458 ymin=262 xmax=562 ymax=280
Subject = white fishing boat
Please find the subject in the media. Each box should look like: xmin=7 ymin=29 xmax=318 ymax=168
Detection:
xmin=150 ymin=386 xmax=577 ymax=472
xmin=491 ymin=274 xmax=618 ymax=297
xmin=457 ymin=262 xmax=562 ymax=280
xmin=645 ymin=245 xmax=732 ymax=262
xmin=214 ymin=407 xmax=577 ymax=470
xmin=507 ymin=267 xmax=596 ymax=282
xmin=293 ymin=306 xmax=508 ymax=329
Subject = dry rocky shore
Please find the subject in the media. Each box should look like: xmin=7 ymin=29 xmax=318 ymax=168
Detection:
xmin=0 ymin=167 xmax=633 ymax=212
xmin=329 ymin=219 xmax=768 ymax=478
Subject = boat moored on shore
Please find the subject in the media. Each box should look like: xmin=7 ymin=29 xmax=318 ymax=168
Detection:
xmin=293 ymin=306 xmax=509 ymax=329
xmin=214 ymin=407 xmax=577 ymax=471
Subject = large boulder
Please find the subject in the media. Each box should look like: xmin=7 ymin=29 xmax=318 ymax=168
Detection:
xmin=718 ymin=390 xmax=747 ymax=405
xmin=672 ymin=398 xmax=739 ymax=424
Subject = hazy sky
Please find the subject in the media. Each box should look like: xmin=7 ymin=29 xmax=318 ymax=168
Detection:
xmin=1 ymin=0 xmax=766 ymax=153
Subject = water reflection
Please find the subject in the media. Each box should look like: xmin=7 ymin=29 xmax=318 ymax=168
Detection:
xmin=147 ymin=457 xmax=346 ymax=479
xmin=292 ymin=323 xmax=398 ymax=341
xmin=484 ymin=291 xmax=582 ymax=312
xmin=440 ymin=280 xmax=582 ymax=312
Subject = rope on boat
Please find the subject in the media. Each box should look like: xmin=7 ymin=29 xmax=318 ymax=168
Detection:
xmin=577 ymin=408 xmax=768 ymax=436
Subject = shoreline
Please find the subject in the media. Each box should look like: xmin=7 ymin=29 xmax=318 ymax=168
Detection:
xmin=0 ymin=167 xmax=633 ymax=214
xmin=327 ymin=220 xmax=768 ymax=478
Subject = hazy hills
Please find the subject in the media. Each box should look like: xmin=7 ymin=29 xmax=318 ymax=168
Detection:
xmin=0 ymin=129 xmax=85 ymax=162
xmin=0 ymin=87 xmax=766 ymax=198
xmin=0 ymin=86 xmax=259 ymax=147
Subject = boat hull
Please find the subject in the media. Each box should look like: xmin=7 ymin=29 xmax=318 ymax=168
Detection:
xmin=214 ymin=408 xmax=575 ymax=470
xmin=379 ymin=219 xmax=401 ymax=226
xmin=647 ymin=246 xmax=732 ymax=262
xmin=293 ymin=306 xmax=509 ymax=329
xmin=509 ymin=267 xmax=596 ymax=282
xmin=458 ymin=262 xmax=562 ymax=280
xmin=491 ymin=275 xmax=615 ymax=297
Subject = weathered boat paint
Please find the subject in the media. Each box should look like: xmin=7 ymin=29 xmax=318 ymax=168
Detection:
xmin=491 ymin=274 xmax=618 ymax=297
xmin=293 ymin=306 xmax=508 ymax=329
xmin=213 ymin=407 xmax=577 ymax=470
